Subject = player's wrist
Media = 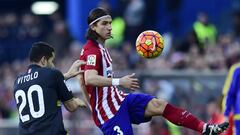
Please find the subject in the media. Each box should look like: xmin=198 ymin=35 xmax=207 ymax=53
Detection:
xmin=64 ymin=72 xmax=71 ymax=80
xmin=112 ymin=78 xmax=120 ymax=86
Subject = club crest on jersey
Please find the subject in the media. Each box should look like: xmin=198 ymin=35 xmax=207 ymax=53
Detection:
xmin=87 ymin=55 xmax=96 ymax=66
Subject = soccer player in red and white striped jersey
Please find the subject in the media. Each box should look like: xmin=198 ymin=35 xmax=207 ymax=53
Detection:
xmin=79 ymin=7 xmax=229 ymax=135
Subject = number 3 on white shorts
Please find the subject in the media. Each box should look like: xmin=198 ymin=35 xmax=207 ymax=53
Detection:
xmin=113 ymin=126 xmax=123 ymax=135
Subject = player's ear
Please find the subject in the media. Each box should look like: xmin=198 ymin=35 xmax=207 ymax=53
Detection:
xmin=40 ymin=56 xmax=47 ymax=67
xmin=90 ymin=25 xmax=95 ymax=31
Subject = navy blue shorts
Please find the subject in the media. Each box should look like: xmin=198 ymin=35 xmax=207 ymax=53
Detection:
xmin=100 ymin=93 xmax=154 ymax=135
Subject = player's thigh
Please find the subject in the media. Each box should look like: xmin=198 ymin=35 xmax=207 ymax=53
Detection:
xmin=144 ymin=98 xmax=168 ymax=117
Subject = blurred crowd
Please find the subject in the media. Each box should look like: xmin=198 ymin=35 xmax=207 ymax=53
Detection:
xmin=0 ymin=0 xmax=240 ymax=134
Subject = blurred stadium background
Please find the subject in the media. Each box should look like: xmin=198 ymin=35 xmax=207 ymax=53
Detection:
xmin=0 ymin=0 xmax=239 ymax=134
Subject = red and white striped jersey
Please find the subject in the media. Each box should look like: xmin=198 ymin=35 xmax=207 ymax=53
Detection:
xmin=80 ymin=40 xmax=127 ymax=126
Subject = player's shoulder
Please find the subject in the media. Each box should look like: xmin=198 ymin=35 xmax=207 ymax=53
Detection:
xmin=83 ymin=40 xmax=100 ymax=50
xmin=13 ymin=67 xmax=63 ymax=91
xmin=228 ymin=63 xmax=240 ymax=76
xmin=230 ymin=63 xmax=240 ymax=71
xmin=40 ymin=67 xmax=63 ymax=77
xmin=232 ymin=62 xmax=240 ymax=68
xmin=81 ymin=40 xmax=102 ymax=56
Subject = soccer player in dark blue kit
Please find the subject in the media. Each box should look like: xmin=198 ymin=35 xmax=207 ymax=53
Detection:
xmin=13 ymin=42 xmax=86 ymax=135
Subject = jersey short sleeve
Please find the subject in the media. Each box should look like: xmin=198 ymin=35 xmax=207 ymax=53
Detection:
xmin=53 ymin=70 xmax=73 ymax=102
xmin=80 ymin=48 xmax=102 ymax=72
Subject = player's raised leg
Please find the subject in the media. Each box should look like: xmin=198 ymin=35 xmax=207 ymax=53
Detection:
xmin=144 ymin=98 xmax=229 ymax=135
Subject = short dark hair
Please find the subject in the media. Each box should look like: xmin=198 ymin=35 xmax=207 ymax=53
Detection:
xmin=85 ymin=8 xmax=110 ymax=41
xmin=29 ymin=42 xmax=54 ymax=63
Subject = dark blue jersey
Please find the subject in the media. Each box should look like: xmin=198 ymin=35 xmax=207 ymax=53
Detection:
xmin=13 ymin=64 xmax=73 ymax=135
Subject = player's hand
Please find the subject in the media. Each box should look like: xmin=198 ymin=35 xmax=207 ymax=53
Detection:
xmin=64 ymin=60 xmax=86 ymax=80
xmin=119 ymin=73 xmax=140 ymax=91
xmin=74 ymin=98 xmax=87 ymax=108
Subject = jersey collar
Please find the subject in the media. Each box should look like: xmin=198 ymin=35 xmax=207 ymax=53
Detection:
xmin=28 ymin=64 xmax=41 ymax=69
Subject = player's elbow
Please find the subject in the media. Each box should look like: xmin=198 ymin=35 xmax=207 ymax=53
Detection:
xmin=66 ymin=107 xmax=77 ymax=112
xmin=64 ymin=100 xmax=78 ymax=112
xmin=85 ymin=75 xmax=96 ymax=86
xmin=65 ymin=104 xmax=79 ymax=112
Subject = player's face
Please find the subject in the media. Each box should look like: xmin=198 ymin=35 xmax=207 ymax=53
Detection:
xmin=92 ymin=16 xmax=112 ymax=40
xmin=43 ymin=53 xmax=55 ymax=68
xmin=46 ymin=52 xmax=55 ymax=68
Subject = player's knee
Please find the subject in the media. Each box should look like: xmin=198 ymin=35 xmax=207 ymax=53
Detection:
xmin=145 ymin=98 xmax=168 ymax=116
xmin=152 ymin=99 xmax=168 ymax=113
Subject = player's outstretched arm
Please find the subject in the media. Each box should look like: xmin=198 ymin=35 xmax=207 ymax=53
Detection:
xmin=85 ymin=70 xmax=113 ymax=86
xmin=85 ymin=70 xmax=140 ymax=91
xmin=63 ymin=97 xmax=87 ymax=112
xmin=64 ymin=60 xmax=86 ymax=80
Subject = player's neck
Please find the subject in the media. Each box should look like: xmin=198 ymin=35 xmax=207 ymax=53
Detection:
xmin=31 ymin=62 xmax=44 ymax=67
xmin=97 ymin=38 xmax=105 ymax=46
